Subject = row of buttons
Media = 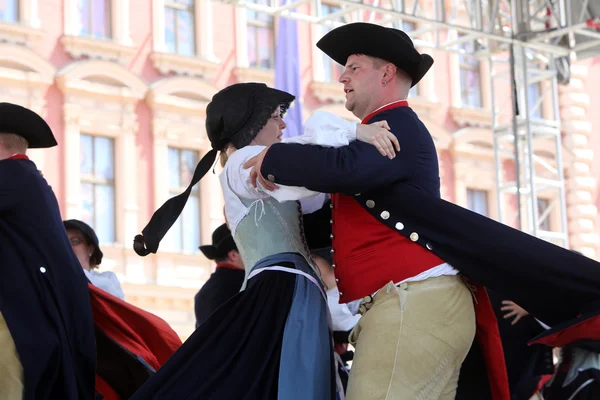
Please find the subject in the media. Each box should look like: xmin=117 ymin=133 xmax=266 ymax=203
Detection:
xmin=329 ymin=202 xmax=340 ymax=294
xmin=328 ymin=194 xmax=436 ymax=297
xmin=363 ymin=197 xmax=434 ymax=251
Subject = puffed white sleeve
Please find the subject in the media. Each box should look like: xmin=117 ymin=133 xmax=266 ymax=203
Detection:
xmin=283 ymin=111 xmax=357 ymax=147
xmin=226 ymin=146 xmax=323 ymax=203
xmin=107 ymin=272 xmax=126 ymax=300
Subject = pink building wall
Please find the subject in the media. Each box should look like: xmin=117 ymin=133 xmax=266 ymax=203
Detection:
xmin=584 ymin=59 xmax=600 ymax=231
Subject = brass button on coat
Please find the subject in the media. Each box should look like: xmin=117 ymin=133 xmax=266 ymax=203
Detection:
xmin=366 ymin=200 xmax=375 ymax=208
xmin=380 ymin=211 xmax=390 ymax=220
xmin=410 ymin=232 xmax=419 ymax=242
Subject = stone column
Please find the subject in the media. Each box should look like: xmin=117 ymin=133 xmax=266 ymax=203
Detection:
xmin=62 ymin=103 xmax=83 ymax=220
xmin=560 ymin=63 xmax=600 ymax=258
xmin=117 ymin=112 xmax=140 ymax=245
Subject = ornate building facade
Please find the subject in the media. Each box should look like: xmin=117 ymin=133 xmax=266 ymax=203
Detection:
xmin=1 ymin=0 xmax=598 ymax=338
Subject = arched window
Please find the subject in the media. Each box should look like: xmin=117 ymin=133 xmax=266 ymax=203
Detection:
xmin=56 ymin=60 xmax=146 ymax=249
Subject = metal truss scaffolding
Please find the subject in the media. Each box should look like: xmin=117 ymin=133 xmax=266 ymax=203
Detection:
xmin=215 ymin=0 xmax=600 ymax=246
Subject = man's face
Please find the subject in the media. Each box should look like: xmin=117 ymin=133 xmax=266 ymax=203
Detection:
xmin=338 ymin=54 xmax=383 ymax=119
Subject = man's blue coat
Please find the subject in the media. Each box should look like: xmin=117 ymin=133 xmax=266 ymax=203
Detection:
xmin=0 ymin=157 xmax=96 ymax=400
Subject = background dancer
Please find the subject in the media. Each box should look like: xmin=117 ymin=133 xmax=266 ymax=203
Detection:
xmin=64 ymin=219 xmax=125 ymax=300
xmin=194 ymin=223 xmax=245 ymax=327
xmin=0 ymin=102 xmax=96 ymax=400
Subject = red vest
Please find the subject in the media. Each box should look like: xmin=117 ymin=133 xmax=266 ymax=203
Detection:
xmin=330 ymin=100 xmax=446 ymax=303
xmin=331 ymin=193 xmax=445 ymax=303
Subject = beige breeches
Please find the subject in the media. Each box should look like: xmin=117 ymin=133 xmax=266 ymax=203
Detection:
xmin=346 ymin=275 xmax=476 ymax=400
xmin=0 ymin=312 xmax=23 ymax=400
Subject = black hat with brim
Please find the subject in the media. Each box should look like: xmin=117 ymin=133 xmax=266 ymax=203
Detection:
xmin=0 ymin=102 xmax=57 ymax=148
xmin=316 ymin=22 xmax=434 ymax=87
xmin=64 ymin=219 xmax=103 ymax=266
xmin=206 ymin=83 xmax=295 ymax=151
xmin=199 ymin=223 xmax=237 ymax=260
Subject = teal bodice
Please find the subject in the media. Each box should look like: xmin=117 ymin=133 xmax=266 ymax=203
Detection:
xmin=234 ymin=197 xmax=317 ymax=282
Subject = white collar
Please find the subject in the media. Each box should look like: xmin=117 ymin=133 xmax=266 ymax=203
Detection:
xmin=371 ymin=99 xmax=408 ymax=114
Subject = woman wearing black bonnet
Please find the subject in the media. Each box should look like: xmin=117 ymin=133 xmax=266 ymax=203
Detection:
xmin=130 ymin=82 xmax=397 ymax=400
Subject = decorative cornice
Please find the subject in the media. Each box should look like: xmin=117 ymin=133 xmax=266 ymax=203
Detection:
xmin=56 ymin=60 xmax=147 ymax=103
xmin=233 ymin=67 xmax=275 ymax=87
xmin=63 ymin=103 xmax=83 ymax=126
xmin=409 ymin=96 xmax=441 ymax=119
xmin=449 ymin=106 xmax=493 ymax=128
xmin=150 ymin=115 xmax=207 ymax=149
xmin=0 ymin=21 xmax=43 ymax=46
xmin=146 ymin=77 xmax=216 ymax=116
xmin=151 ymin=51 xmax=220 ymax=77
xmin=56 ymin=76 xmax=145 ymax=103
xmin=61 ymin=35 xmax=136 ymax=64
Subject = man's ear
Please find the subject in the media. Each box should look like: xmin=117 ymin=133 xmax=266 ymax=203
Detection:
xmin=383 ymin=63 xmax=397 ymax=80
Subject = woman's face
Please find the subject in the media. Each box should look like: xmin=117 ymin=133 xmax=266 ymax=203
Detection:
xmin=250 ymin=106 xmax=286 ymax=147
xmin=67 ymin=228 xmax=94 ymax=270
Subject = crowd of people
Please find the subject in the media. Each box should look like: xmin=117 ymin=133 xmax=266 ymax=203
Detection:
xmin=2 ymin=21 xmax=600 ymax=400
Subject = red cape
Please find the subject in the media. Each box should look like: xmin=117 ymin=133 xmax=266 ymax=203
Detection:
xmin=472 ymin=282 xmax=511 ymax=400
xmin=531 ymin=313 xmax=600 ymax=348
xmin=88 ymin=283 xmax=182 ymax=399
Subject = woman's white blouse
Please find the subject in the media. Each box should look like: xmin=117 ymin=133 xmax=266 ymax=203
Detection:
xmin=220 ymin=112 xmax=358 ymax=235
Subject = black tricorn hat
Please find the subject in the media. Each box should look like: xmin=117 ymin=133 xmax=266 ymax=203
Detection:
xmin=0 ymin=102 xmax=57 ymax=148
xmin=63 ymin=219 xmax=103 ymax=266
xmin=316 ymin=22 xmax=434 ymax=87
xmin=199 ymin=223 xmax=238 ymax=260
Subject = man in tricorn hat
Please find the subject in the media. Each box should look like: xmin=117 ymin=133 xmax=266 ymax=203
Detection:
xmin=194 ymin=223 xmax=245 ymax=327
xmin=245 ymin=22 xmax=491 ymax=400
xmin=0 ymin=103 xmax=96 ymax=399
xmin=246 ymin=21 xmax=600 ymax=400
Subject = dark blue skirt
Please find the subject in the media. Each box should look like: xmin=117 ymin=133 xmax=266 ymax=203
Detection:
xmin=130 ymin=252 xmax=335 ymax=400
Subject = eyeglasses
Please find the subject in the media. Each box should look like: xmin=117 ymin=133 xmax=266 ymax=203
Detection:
xmin=69 ymin=237 xmax=84 ymax=246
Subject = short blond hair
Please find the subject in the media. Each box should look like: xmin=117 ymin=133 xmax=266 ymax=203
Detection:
xmin=0 ymin=133 xmax=28 ymax=153
xmin=370 ymin=56 xmax=413 ymax=83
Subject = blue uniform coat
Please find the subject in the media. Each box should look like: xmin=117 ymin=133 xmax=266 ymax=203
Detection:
xmin=0 ymin=157 xmax=96 ymax=400
xmin=260 ymin=103 xmax=600 ymax=329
